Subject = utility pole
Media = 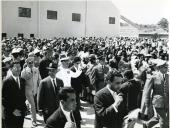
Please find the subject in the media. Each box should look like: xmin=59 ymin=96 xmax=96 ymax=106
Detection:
xmin=84 ymin=0 xmax=87 ymax=37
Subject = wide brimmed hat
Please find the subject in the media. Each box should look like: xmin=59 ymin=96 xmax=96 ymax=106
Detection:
xmin=47 ymin=63 xmax=58 ymax=69
xmin=150 ymin=59 xmax=167 ymax=67
xmin=11 ymin=48 xmax=20 ymax=54
xmin=60 ymin=54 xmax=69 ymax=61
xmin=3 ymin=57 xmax=12 ymax=63
xmin=73 ymin=56 xmax=81 ymax=63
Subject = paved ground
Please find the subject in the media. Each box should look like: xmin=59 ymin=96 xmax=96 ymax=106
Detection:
xmin=24 ymin=100 xmax=160 ymax=128
xmin=24 ymin=101 xmax=95 ymax=128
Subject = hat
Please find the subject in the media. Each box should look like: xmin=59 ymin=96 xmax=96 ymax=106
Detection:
xmin=28 ymin=52 xmax=34 ymax=57
xmin=34 ymin=48 xmax=40 ymax=55
xmin=53 ymin=52 xmax=59 ymax=60
xmin=150 ymin=59 xmax=166 ymax=67
xmin=11 ymin=48 xmax=20 ymax=54
xmin=144 ymin=54 xmax=152 ymax=57
xmin=17 ymin=48 xmax=23 ymax=53
xmin=98 ymin=55 xmax=105 ymax=60
xmin=26 ymin=57 xmax=34 ymax=63
xmin=89 ymin=54 xmax=96 ymax=61
xmin=3 ymin=57 xmax=12 ymax=63
xmin=60 ymin=56 xmax=69 ymax=61
xmin=156 ymin=59 xmax=167 ymax=67
xmin=60 ymin=54 xmax=69 ymax=61
xmin=73 ymin=56 xmax=81 ymax=63
xmin=47 ymin=63 xmax=58 ymax=69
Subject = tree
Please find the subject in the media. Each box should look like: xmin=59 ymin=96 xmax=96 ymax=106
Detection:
xmin=157 ymin=18 xmax=169 ymax=32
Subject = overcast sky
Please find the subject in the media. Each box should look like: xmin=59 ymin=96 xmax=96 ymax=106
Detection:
xmin=112 ymin=0 xmax=169 ymax=24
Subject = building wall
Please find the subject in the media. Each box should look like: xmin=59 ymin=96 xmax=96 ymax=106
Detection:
xmin=86 ymin=1 xmax=120 ymax=37
xmin=2 ymin=0 xmax=120 ymax=38
xmin=2 ymin=1 xmax=39 ymax=38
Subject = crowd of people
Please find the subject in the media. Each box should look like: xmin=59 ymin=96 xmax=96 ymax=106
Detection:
xmin=1 ymin=36 xmax=169 ymax=128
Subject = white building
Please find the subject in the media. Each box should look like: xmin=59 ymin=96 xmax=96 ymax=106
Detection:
xmin=2 ymin=0 xmax=120 ymax=38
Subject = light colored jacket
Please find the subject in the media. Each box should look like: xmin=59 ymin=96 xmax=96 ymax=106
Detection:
xmin=21 ymin=66 xmax=41 ymax=95
xmin=143 ymin=71 xmax=168 ymax=109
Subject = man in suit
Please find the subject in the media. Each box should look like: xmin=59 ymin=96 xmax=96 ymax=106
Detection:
xmin=39 ymin=46 xmax=53 ymax=79
xmin=45 ymin=87 xmax=81 ymax=128
xmin=143 ymin=59 xmax=169 ymax=128
xmin=120 ymin=70 xmax=142 ymax=114
xmin=37 ymin=62 xmax=64 ymax=123
xmin=2 ymin=61 xmax=27 ymax=128
xmin=94 ymin=70 xmax=126 ymax=128
xmin=70 ymin=56 xmax=85 ymax=110
xmin=92 ymin=55 xmax=109 ymax=92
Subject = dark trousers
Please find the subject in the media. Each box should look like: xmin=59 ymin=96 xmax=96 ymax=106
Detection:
xmin=76 ymin=92 xmax=81 ymax=109
xmin=42 ymin=111 xmax=52 ymax=123
xmin=155 ymin=108 xmax=169 ymax=128
xmin=34 ymin=94 xmax=38 ymax=112
xmin=3 ymin=116 xmax=24 ymax=128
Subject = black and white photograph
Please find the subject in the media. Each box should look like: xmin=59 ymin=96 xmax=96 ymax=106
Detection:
xmin=1 ymin=0 xmax=169 ymax=128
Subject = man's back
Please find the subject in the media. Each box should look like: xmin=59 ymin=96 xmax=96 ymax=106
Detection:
xmin=39 ymin=58 xmax=52 ymax=79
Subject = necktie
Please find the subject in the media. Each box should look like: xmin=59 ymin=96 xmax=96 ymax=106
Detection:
xmin=53 ymin=79 xmax=57 ymax=94
xmin=17 ymin=77 xmax=20 ymax=89
xmin=31 ymin=68 xmax=33 ymax=73
xmin=70 ymin=112 xmax=77 ymax=128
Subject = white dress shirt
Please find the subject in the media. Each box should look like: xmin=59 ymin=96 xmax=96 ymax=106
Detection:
xmin=56 ymin=67 xmax=82 ymax=87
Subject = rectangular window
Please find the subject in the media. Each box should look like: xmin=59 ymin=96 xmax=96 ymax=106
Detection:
xmin=18 ymin=7 xmax=31 ymax=18
xmin=2 ymin=33 xmax=7 ymax=38
xmin=30 ymin=34 xmax=34 ymax=38
xmin=72 ymin=13 xmax=81 ymax=22
xmin=109 ymin=17 xmax=115 ymax=24
xmin=47 ymin=10 xmax=57 ymax=20
xmin=18 ymin=33 xmax=24 ymax=38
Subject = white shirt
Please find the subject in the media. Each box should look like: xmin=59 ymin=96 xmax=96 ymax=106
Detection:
xmin=106 ymin=85 xmax=118 ymax=113
xmin=56 ymin=67 xmax=82 ymax=87
xmin=50 ymin=77 xmax=57 ymax=92
xmin=60 ymin=102 xmax=71 ymax=122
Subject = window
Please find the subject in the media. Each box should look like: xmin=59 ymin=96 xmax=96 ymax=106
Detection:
xmin=109 ymin=17 xmax=115 ymax=24
xmin=47 ymin=10 xmax=57 ymax=20
xmin=30 ymin=34 xmax=34 ymax=38
xmin=2 ymin=33 xmax=7 ymax=38
xmin=72 ymin=13 xmax=81 ymax=22
xmin=18 ymin=7 xmax=31 ymax=18
xmin=18 ymin=33 xmax=24 ymax=38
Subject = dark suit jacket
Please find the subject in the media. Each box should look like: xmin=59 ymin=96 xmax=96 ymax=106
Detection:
xmin=94 ymin=87 xmax=126 ymax=128
xmin=37 ymin=76 xmax=64 ymax=116
xmin=120 ymin=79 xmax=142 ymax=113
xmin=70 ymin=66 xmax=86 ymax=93
xmin=92 ymin=64 xmax=109 ymax=92
xmin=45 ymin=107 xmax=80 ymax=128
xmin=143 ymin=72 xmax=168 ymax=109
xmin=2 ymin=76 xmax=26 ymax=121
